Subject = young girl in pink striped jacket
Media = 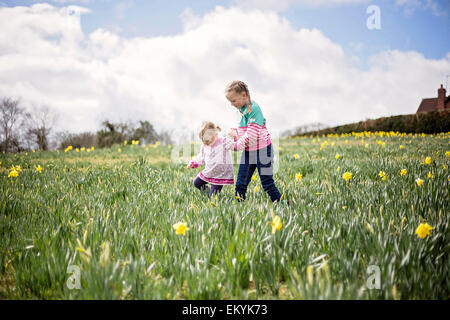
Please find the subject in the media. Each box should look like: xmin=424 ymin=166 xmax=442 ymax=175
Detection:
xmin=225 ymin=80 xmax=283 ymax=203
xmin=187 ymin=121 xmax=235 ymax=196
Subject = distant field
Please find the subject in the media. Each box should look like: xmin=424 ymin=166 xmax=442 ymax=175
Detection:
xmin=1 ymin=132 xmax=449 ymax=299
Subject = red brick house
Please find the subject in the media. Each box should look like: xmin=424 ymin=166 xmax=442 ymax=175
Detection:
xmin=417 ymin=84 xmax=450 ymax=113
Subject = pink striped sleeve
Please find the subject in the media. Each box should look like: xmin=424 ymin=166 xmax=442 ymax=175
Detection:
xmin=235 ymin=123 xmax=265 ymax=151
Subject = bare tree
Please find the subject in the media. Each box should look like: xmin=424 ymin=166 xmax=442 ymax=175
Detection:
xmin=0 ymin=97 xmax=25 ymax=153
xmin=25 ymin=105 xmax=58 ymax=151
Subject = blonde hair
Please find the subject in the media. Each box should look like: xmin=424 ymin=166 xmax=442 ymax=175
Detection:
xmin=225 ymin=80 xmax=252 ymax=112
xmin=198 ymin=121 xmax=221 ymax=144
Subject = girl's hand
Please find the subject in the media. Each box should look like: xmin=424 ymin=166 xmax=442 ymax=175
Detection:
xmin=187 ymin=161 xmax=199 ymax=169
xmin=228 ymin=128 xmax=238 ymax=139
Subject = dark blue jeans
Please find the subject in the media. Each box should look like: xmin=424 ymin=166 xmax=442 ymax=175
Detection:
xmin=235 ymin=144 xmax=281 ymax=202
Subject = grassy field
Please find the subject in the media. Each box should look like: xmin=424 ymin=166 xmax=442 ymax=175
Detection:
xmin=0 ymin=132 xmax=449 ymax=299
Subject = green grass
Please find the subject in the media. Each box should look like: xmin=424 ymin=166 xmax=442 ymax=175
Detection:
xmin=0 ymin=132 xmax=449 ymax=299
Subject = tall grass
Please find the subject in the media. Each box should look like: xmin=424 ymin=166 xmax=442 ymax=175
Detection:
xmin=0 ymin=132 xmax=449 ymax=299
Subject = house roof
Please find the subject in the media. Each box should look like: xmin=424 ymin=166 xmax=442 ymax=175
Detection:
xmin=417 ymin=98 xmax=438 ymax=113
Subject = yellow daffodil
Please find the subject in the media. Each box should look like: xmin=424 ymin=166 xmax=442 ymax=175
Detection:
xmin=294 ymin=153 xmax=299 ymax=159
xmin=253 ymin=186 xmax=259 ymax=192
xmin=443 ymin=164 xmax=447 ymax=170
xmin=365 ymin=144 xmax=369 ymax=148
xmin=428 ymin=172 xmax=433 ymax=179
xmin=445 ymin=151 xmax=450 ymax=157
xmin=76 ymin=239 xmax=92 ymax=264
xmin=342 ymin=172 xmax=352 ymax=181
xmin=271 ymin=215 xmax=282 ymax=234
xmin=424 ymin=157 xmax=431 ymax=165
xmin=15 ymin=165 xmax=21 ymax=172
xmin=8 ymin=169 xmax=18 ymax=178
xmin=124 ymin=140 xmax=127 ymax=146
xmin=400 ymin=169 xmax=407 ymax=176
xmin=36 ymin=165 xmax=42 ymax=173
xmin=335 ymin=154 xmax=340 ymax=159
xmin=401 ymin=217 xmax=406 ymax=228
xmin=416 ymin=178 xmax=424 ymax=186
xmin=76 ymin=148 xmax=79 ymax=152
xmin=91 ymin=146 xmax=95 ymax=151
xmin=306 ymin=265 xmax=313 ymax=285
xmin=118 ymin=148 xmax=122 ymax=153
xmin=296 ymin=173 xmax=302 ymax=181
xmin=173 ymin=222 xmax=189 ymax=236
xmin=252 ymin=175 xmax=257 ymax=181
xmin=415 ymin=223 xmax=433 ymax=239
xmin=399 ymin=145 xmax=404 ymax=149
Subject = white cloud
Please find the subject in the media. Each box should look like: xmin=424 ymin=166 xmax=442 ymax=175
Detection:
xmin=0 ymin=4 xmax=449 ymax=140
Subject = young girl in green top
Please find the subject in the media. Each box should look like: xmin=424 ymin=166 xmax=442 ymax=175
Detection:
xmin=225 ymin=80 xmax=283 ymax=203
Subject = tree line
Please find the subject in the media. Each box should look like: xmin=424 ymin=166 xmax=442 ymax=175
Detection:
xmin=0 ymin=97 xmax=172 ymax=153
xmin=291 ymin=110 xmax=450 ymax=137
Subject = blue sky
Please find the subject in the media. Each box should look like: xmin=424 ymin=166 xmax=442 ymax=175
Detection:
xmin=4 ymin=0 xmax=447 ymax=64
xmin=286 ymin=1 xmax=449 ymax=66
xmin=0 ymin=0 xmax=449 ymax=135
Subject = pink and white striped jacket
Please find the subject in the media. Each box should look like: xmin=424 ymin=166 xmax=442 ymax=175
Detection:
xmin=234 ymin=101 xmax=271 ymax=151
